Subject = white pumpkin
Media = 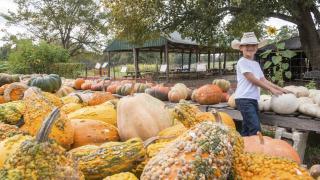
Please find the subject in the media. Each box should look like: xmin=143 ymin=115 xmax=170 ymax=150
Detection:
xmin=313 ymin=94 xmax=320 ymax=105
xmin=284 ymin=85 xmax=309 ymax=97
xmin=298 ymin=97 xmax=315 ymax=113
xmin=299 ymin=103 xmax=320 ymax=118
xmin=263 ymin=99 xmax=272 ymax=111
xmin=270 ymin=94 xmax=299 ymax=114
xmin=308 ymin=89 xmax=320 ymax=98
xmin=258 ymin=95 xmax=271 ymax=111
xmin=117 ymin=93 xmax=172 ymax=141
xmin=168 ymin=83 xmax=189 ymax=102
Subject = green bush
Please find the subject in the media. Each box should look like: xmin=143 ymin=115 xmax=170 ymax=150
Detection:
xmin=8 ymin=39 xmax=69 ymax=74
xmin=49 ymin=63 xmax=85 ymax=78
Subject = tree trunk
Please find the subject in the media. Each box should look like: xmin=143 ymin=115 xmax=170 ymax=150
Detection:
xmin=295 ymin=4 xmax=320 ymax=70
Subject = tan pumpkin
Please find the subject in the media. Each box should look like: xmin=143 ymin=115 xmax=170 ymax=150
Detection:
xmin=74 ymin=78 xmax=85 ymax=90
xmin=168 ymin=83 xmax=188 ymax=102
xmin=70 ymin=119 xmax=119 ymax=148
xmin=117 ymin=93 xmax=172 ymax=141
xmin=228 ymin=93 xmax=236 ymax=108
xmin=194 ymin=84 xmax=223 ymax=105
xmin=55 ymin=86 xmax=75 ymax=97
xmin=243 ymin=132 xmax=301 ymax=164
xmin=212 ymin=79 xmax=231 ymax=92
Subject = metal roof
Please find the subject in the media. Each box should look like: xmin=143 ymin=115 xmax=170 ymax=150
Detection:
xmin=259 ymin=36 xmax=301 ymax=51
xmin=105 ymin=31 xmax=199 ymax=52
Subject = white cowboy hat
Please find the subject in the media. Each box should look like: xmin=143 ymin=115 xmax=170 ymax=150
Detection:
xmin=231 ymin=32 xmax=268 ymax=50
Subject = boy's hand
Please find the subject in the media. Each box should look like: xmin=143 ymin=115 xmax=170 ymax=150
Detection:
xmin=270 ymin=88 xmax=283 ymax=96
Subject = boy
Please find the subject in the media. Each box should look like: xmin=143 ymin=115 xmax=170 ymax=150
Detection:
xmin=231 ymin=32 xmax=289 ymax=136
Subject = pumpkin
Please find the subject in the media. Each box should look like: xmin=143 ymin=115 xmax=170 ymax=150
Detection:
xmin=310 ymin=164 xmax=320 ymax=179
xmin=221 ymin=92 xmax=230 ymax=102
xmin=61 ymin=94 xmax=83 ymax=104
xmin=0 ymin=123 xmax=24 ymax=141
xmin=191 ymin=89 xmax=197 ymax=102
xmin=284 ymin=85 xmax=309 ymax=97
xmin=243 ymin=132 xmax=301 ymax=163
xmin=186 ymin=88 xmax=193 ymax=100
xmin=61 ymin=102 xmax=83 ymax=114
xmin=309 ymin=89 xmax=320 ymax=99
xmin=107 ymin=82 xmax=121 ymax=94
xmin=20 ymin=87 xmax=74 ymax=149
xmin=103 ymin=172 xmax=138 ymax=180
xmin=141 ymin=121 xmax=239 ymax=179
xmin=270 ymin=94 xmax=299 ymax=114
xmin=168 ymin=83 xmax=188 ymax=102
xmin=298 ymin=103 xmax=320 ymax=118
xmin=88 ymin=91 xmax=115 ymax=106
xmin=258 ymin=94 xmax=272 ymax=111
xmin=55 ymin=85 xmax=75 ymax=97
xmin=81 ymin=82 xmax=92 ymax=90
xmin=156 ymin=124 xmax=187 ymax=143
xmin=0 ymin=96 xmax=5 ymax=104
xmin=212 ymin=79 xmax=231 ymax=92
xmin=0 ymin=100 xmax=25 ymax=125
xmin=2 ymin=82 xmax=28 ymax=102
xmin=145 ymin=84 xmax=170 ymax=101
xmin=0 ymin=108 xmax=84 ymax=179
xmin=0 ymin=73 xmax=20 ymax=86
xmin=133 ymin=83 xmax=150 ymax=93
xmin=121 ymin=80 xmax=133 ymax=85
xmin=28 ymin=74 xmax=62 ymax=93
xmin=68 ymin=101 xmax=117 ymax=126
xmin=91 ymin=82 xmax=103 ymax=91
xmin=69 ymin=138 xmax=145 ymax=180
xmin=234 ymin=153 xmax=312 ymax=179
xmin=74 ymin=78 xmax=85 ymax=89
xmin=116 ymin=83 xmax=134 ymax=96
xmin=194 ymin=84 xmax=223 ymax=105
xmin=70 ymin=119 xmax=119 ymax=148
xmin=313 ymin=94 xmax=320 ymax=105
xmin=228 ymin=93 xmax=236 ymax=108
xmin=117 ymin=93 xmax=172 ymax=141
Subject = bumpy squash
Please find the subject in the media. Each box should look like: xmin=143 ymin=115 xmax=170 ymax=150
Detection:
xmin=70 ymin=119 xmax=119 ymax=148
xmin=61 ymin=102 xmax=83 ymax=114
xmin=234 ymin=153 xmax=313 ymax=180
xmin=0 ymin=100 xmax=25 ymax=125
xmin=141 ymin=122 xmax=239 ymax=179
xmin=117 ymin=93 xmax=172 ymax=141
xmin=0 ymin=108 xmax=84 ymax=179
xmin=69 ymin=138 xmax=145 ymax=180
xmin=28 ymin=74 xmax=62 ymax=93
xmin=20 ymin=87 xmax=74 ymax=149
xmin=0 ymin=123 xmax=24 ymax=141
xmin=156 ymin=124 xmax=187 ymax=143
xmin=3 ymin=82 xmax=28 ymax=102
xmin=194 ymin=84 xmax=223 ymax=105
xmin=68 ymin=101 xmax=117 ymax=126
xmin=103 ymin=172 xmax=138 ymax=180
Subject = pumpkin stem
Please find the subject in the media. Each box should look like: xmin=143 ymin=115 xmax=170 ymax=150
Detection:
xmin=211 ymin=108 xmax=222 ymax=123
xmin=257 ymin=131 xmax=264 ymax=144
xmin=36 ymin=108 xmax=60 ymax=143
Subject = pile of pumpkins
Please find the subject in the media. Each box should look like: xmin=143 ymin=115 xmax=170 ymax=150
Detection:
xmin=228 ymin=85 xmax=320 ymax=118
xmin=0 ymin=82 xmax=317 ymax=179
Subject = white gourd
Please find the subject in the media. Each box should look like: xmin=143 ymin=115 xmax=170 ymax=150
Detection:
xmin=284 ymin=86 xmax=309 ymax=97
xmin=298 ymin=97 xmax=315 ymax=114
xmin=263 ymin=99 xmax=272 ymax=111
xmin=270 ymin=94 xmax=299 ymax=114
xmin=258 ymin=95 xmax=271 ymax=111
xmin=313 ymin=94 xmax=320 ymax=105
xmin=308 ymin=89 xmax=320 ymax=99
xmin=299 ymin=103 xmax=320 ymax=117
xmin=228 ymin=94 xmax=236 ymax=108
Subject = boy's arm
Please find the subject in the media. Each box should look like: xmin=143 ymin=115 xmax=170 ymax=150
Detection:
xmin=261 ymin=78 xmax=291 ymax=93
xmin=243 ymin=72 xmax=283 ymax=95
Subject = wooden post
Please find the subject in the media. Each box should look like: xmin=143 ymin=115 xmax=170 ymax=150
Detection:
xmin=207 ymin=51 xmax=211 ymax=70
xmin=223 ymin=51 xmax=227 ymax=74
xmin=219 ymin=53 xmax=222 ymax=75
xmin=107 ymin=52 xmax=111 ymax=77
xmin=137 ymin=49 xmax=140 ymax=78
xmin=181 ymin=50 xmax=184 ymax=70
xmin=160 ymin=50 xmax=163 ymax=65
xmin=165 ymin=42 xmax=169 ymax=82
xmin=188 ymin=49 xmax=192 ymax=71
xmin=212 ymin=51 xmax=215 ymax=68
xmin=196 ymin=49 xmax=199 ymax=63
xmin=133 ymin=48 xmax=138 ymax=80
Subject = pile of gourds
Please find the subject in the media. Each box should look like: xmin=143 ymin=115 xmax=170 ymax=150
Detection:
xmin=0 ymin=74 xmax=316 ymax=179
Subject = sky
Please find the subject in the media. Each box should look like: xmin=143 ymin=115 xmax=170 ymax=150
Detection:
xmin=0 ymin=0 xmax=296 ymax=46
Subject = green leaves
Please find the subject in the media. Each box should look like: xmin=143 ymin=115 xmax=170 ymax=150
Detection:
xmin=276 ymin=42 xmax=285 ymax=50
xmin=282 ymin=63 xmax=289 ymax=70
xmin=272 ymin=56 xmax=282 ymax=65
xmin=263 ymin=61 xmax=272 ymax=69
xmin=285 ymin=71 xmax=292 ymax=79
xmin=260 ymin=49 xmax=272 ymax=58
xmin=279 ymin=50 xmax=296 ymax=58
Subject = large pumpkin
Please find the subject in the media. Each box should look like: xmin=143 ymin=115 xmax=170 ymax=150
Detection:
xmin=0 ymin=108 xmax=84 ymax=179
xmin=70 ymin=119 xmax=119 ymax=148
xmin=243 ymin=132 xmax=301 ymax=163
xmin=2 ymin=82 xmax=28 ymax=102
xmin=145 ymin=84 xmax=170 ymax=101
xmin=28 ymin=74 xmax=62 ymax=93
xmin=212 ymin=79 xmax=231 ymax=92
xmin=270 ymin=94 xmax=299 ymax=114
xmin=193 ymin=84 xmax=223 ymax=105
xmin=0 ymin=100 xmax=25 ymax=125
xmin=168 ymin=83 xmax=188 ymax=102
xmin=20 ymin=87 xmax=74 ymax=149
xmin=0 ymin=123 xmax=24 ymax=141
xmin=141 ymin=121 xmax=239 ymax=179
xmin=228 ymin=93 xmax=236 ymax=108
xmin=117 ymin=93 xmax=172 ymax=141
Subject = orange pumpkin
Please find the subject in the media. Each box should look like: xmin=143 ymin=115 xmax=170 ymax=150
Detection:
xmin=194 ymin=84 xmax=223 ymax=105
xmin=91 ymin=82 xmax=103 ymax=91
xmin=3 ymin=82 xmax=28 ymax=102
xmin=221 ymin=92 xmax=230 ymax=102
xmin=107 ymin=82 xmax=120 ymax=94
xmin=81 ymin=82 xmax=92 ymax=90
xmin=0 ymin=96 xmax=5 ymax=104
xmin=70 ymin=119 xmax=120 ymax=148
xmin=74 ymin=78 xmax=85 ymax=90
xmin=88 ymin=92 xmax=115 ymax=106
xmin=243 ymin=132 xmax=301 ymax=164
xmin=0 ymin=84 xmax=9 ymax=95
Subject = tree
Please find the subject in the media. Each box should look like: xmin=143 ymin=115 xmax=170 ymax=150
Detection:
xmin=2 ymin=0 xmax=107 ymax=56
xmin=105 ymin=0 xmax=320 ymax=70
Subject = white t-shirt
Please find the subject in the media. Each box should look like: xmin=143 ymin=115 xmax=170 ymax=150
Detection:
xmin=235 ymin=57 xmax=264 ymax=100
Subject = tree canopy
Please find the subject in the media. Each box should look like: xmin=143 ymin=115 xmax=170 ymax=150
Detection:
xmin=2 ymin=0 xmax=107 ymax=56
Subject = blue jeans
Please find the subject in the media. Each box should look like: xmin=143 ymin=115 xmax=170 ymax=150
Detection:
xmin=235 ymin=98 xmax=261 ymax=136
